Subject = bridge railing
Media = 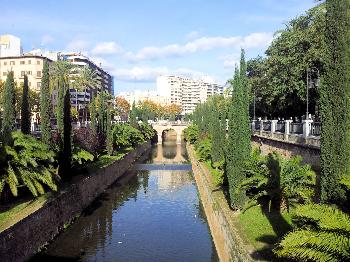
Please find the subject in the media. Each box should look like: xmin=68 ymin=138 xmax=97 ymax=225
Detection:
xmin=251 ymin=118 xmax=320 ymax=148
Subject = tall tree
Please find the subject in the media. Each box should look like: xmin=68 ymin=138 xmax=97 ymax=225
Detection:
xmin=51 ymin=60 xmax=73 ymax=179
xmin=40 ymin=61 xmax=52 ymax=145
xmin=320 ymin=0 xmax=350 ymax=204
xmin=58 ymin=86 xmax=72 ymax=178
xmin=51 ymin=60 xmax=73 ymax=134
xmin=2 ymin=72 xmax=16 ymax=143
xmin=89 ymin=98 xmax=97 ymax=132
xmin=72 ymin=66 xmax=99 ymax=123
xmin=21 ymin=75 xmax=31 ymax=134
xmin=106 ymin=105 xmax=113 ymax=155
xmin=226 ymin=50 xmax=251 ymax=209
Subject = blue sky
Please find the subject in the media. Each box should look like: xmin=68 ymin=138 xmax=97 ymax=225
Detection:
xmin=1 ymin=0 xmax=318 ymax=94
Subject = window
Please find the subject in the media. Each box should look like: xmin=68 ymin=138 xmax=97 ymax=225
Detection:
xmin=20 ymin=61 xmax=25 ymax=65
xmin=10 ymin=61 xmax=15 ymax=65
xmin=4 ymin=61 xmax=7 ymax=65
xmin=37 ymin=82 xmax=41 ymax=88
xmin=28 ymin=60 xmax=31 ymax=64
xmin=37 ymin=60 xmax=41 ymax=65
xmin=37 ymin=71 xmax=42 ymax=77
xmin=3 ymin=72 xmax=7 ymax=76
xmin=29 ymin=82 xmax=31 ymax=87
xmin=27 ymin=71 xmax=32 ymax=75
xmin=21 ymin=71 xmax=25 ymax=77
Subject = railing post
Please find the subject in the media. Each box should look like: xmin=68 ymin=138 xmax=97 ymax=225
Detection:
xmin=271 ymin=120 xmax=278 ymax=135
xmin=302 ymin=119 xmax=313 ymax=139
xmin=284 ymin=120 xmax=293 ymax=141
xmin=259 ymin=120 xmax=263 ymax=136
xmin=251 ymin=120 xmax=256 ymax=132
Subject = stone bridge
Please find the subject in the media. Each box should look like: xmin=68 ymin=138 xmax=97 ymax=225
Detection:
xmin=151 ymin=122 xmax=189 ymax=144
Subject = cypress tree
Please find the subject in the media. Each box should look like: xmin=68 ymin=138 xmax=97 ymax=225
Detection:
xmin=320 ymin=0 xmax=350 ymax=204
xmin=2 ymin=71 xmax=16 ymax=143
xmin=97 ymin=92 xmax=107 ymax=135
xmin=58 ymin=86 xmax=72 ymax=178
xmin=40 ymin=61 xmax=52 ymax=145
xmin=21 ymin=74 xmax=31 ymax=134
xmin=226 ymin=49 xmax=251 ymax=209
xmin=90 ymin=98 xmax=97 ymax=132
xmin=56 ymin=79 xmax=64 ymax=135
xmin=106 ymin=105 xmax=113 ymax=155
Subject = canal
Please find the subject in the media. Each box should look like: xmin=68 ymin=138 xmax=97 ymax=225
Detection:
xmin=32 ymin=142 xmax=219 ymax=262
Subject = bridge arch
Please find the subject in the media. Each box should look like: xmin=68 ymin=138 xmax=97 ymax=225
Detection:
xmin=152 ymin=123 xmax=189 ymax=144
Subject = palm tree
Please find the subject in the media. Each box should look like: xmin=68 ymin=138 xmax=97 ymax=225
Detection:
xmin=275 ymin=204 xmax=350 ymax=261
xmin=50 ymin=60 xmax=74 ymax=133
xmin=72 ymin=66 xmax=99 ymax=125
xmin=240 ymin=149 xmax=316 ymax=212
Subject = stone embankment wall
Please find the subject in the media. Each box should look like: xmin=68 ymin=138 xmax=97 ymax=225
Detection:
xmin=0 ymin=141 xmax=151 ymax=262
xmin=187 ymin=144 xmax=254 ymax=262
xmin=252 ymin=135 xmax=320 ymax=171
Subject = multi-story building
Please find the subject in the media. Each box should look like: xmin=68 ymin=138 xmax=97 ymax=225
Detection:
xmin=0 ymin=55 xmax=53 ymax=92
xmin=156 ymin=75 xmax=224 ymax=115
xmin=0 ymin=34 xmax=22 ymax=57
xmin=62 ymin=53 xmax=113 ymax=111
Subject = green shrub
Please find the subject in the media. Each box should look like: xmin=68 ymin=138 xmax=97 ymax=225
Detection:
xmin=72 ymin=147 xmax=94 ymax=167
xmin=183 ymin=124 xmax=199 ymax=144
xmin=195 ymin=138 xmax=212 ymax=161
xmin=0 ymin=131 xmax=58 ymax=197
xmin=112 ymin=124 xmax=145 ymax=150
xmin=138 ymin=122 xmax=156 ymax=140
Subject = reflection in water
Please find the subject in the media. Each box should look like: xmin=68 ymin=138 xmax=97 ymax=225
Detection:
xmin=32 ymin=143 xmax=218 ymax=262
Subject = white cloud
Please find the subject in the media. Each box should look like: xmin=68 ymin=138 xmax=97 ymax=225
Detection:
xmin=41 ymin=35 xmax=54 ymax=46
xmin=113 ymin=66 xmax=210 ymax=83
xmin=91 ymin=42 xmax=123 ymax=56
xmin=186 ymin=30 xmax=201 ymax=40
xmin=218 ymin=53 xmax=240 ymax=69
xmin=126 ymin=32 xmax=273 ymax=62
xmin=65 ymin=40 xmax=89 ymax=52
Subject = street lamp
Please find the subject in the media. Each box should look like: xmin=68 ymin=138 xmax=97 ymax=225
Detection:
xmin=306 ymin=67 xmax=320 ymax=119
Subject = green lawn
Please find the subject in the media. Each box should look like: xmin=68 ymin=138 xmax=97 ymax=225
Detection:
xmin=0 ymin=193 xmax=51 ymax=233
xmin=87 ymin=148 xmax=133 ymax=172
xmin=238 ymin=205 xmax=293 ymax=258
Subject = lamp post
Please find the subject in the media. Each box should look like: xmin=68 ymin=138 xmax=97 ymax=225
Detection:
xmin=306 ymin=67 xmax=320 ymax=119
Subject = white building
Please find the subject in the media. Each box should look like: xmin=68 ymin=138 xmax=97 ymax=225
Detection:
xmin=0 ymin=35 xmax=22 ymax=57
xmin=118 ymin=90 xmax=170 ymax=106
xmin=157 ymin=75 xmax=224 ymax=115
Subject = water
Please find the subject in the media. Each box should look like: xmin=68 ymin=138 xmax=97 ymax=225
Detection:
xmin=32 ymin=143 xmax=218 ymax=262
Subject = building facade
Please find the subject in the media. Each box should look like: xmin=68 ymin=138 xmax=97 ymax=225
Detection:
xmin=156 ymin=75 xmax=224 ymax=115
xmin=62 ymin=53 xmax=113 ymax=111
xmin=0 ymin=55 xmax=53 ymax=92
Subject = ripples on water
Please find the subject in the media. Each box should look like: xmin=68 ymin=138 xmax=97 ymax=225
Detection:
xmin=32 ymin=143 xmax=218 ymax=262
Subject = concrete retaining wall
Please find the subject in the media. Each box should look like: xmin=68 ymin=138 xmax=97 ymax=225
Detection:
xmin=252 ymin=135 xmax=320 ymax=171
xmin=0 ymin=141 xmax=151 ymax=262
xmin=187 ymin=144 xmax=254 ymax=262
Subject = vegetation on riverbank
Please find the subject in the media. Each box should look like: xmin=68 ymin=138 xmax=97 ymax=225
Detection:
xmin=184 ymin=2 xmax=350 ymax=260
xmin=0 ymin=59 xmax=157 ymax=218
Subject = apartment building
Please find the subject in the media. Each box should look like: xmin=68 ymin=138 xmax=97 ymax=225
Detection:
xmin=0 ymin=55 xmax=53 ymax=92
xmin=156 ymin=75 xmax=224 ymax=115
xmin=61 ymin=53 xmax=113 ymax=110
